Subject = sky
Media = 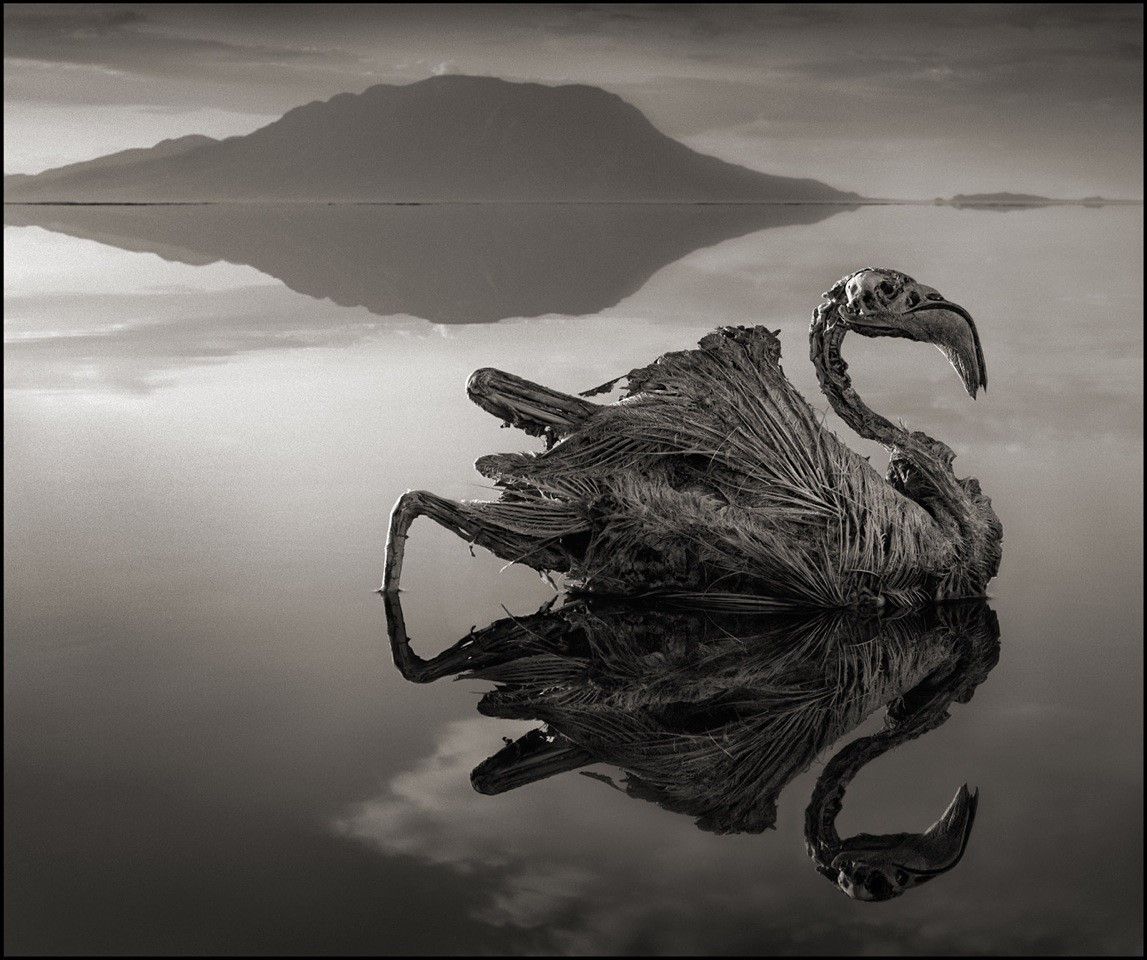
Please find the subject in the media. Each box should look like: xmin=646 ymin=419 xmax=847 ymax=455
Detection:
xmin=3 ymin=3 xmax=1143 ymax=198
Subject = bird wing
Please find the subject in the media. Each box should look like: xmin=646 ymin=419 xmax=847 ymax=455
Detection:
xmin=478 ymin=325 xmax=952 ymax=605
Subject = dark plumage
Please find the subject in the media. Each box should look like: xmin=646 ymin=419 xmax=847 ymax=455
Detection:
xmin=383 ymin=268 xmax=1002 ymax=607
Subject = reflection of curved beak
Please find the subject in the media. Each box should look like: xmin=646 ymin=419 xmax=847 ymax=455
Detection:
xmin=830 ymin=783 xmax=980 ymax=899
xmin=914 ymin=782 xmax=979 ymax=873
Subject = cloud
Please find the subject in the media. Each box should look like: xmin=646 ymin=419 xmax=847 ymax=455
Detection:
xmin=3 ymin=7 xmax=347 ymax=70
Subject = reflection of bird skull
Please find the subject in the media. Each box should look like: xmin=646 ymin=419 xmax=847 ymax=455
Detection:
xmin=834 ymin=858 xmax=915 ymax=901
xmin=829 ymin=783 xmax=980 ymax=902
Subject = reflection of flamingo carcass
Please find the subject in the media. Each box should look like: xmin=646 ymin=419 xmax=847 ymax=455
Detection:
xmin=384 ymin=269 xmax=1002 ymax=607
xmin=384 ymin=593 xmax=1000 ymax=900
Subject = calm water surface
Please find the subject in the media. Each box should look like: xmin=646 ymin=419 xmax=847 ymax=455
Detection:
xmin=4 ymin=204 xmax=1143 ymax=954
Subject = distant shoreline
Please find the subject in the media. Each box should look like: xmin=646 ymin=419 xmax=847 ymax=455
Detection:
xmin=3 ymin=199 xmax=1141 ymax=208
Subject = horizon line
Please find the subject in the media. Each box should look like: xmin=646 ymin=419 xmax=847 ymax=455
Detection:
xmin=4 ymin=198 xmax=1143 ymax=207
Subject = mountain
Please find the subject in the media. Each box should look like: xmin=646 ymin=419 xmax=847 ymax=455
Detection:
xmin=3 ymin=76 xmax=857 ymax=203
xmin=3 ymin=135 xmax=217 ymax=200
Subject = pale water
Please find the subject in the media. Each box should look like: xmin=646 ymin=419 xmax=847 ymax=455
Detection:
xmin=4 ymin=204 xmax=1143 ymax=954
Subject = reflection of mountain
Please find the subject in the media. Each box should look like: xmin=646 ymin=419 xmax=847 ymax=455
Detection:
xmin=4 ymin=76 xmax=857 ymax=203
xmin=385 ymin=593 xmax=1000 ymax=900
xmin=4 ymin=202 xmax=852 ymax=324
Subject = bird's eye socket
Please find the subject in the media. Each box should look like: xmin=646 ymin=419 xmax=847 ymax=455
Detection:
xmin=905 ymin=291 xmax=920 ymax=307
xmin=878 ymin=281 xmax=896 ymax=297
xmin=865 ymin=872 xmax=894 ymax=899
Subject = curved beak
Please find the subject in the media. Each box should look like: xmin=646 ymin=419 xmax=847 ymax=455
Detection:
xmin=904 ymin=299 xmax=988 ymax=398
xmin=906 ymin=298 xmax=974 ymax=324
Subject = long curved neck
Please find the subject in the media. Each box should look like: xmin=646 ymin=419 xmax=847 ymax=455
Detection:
xmin=805 ymin=605 xmax=1000 ymax=859
xmin=809 ymin=299 xmax=914 ymax=451
xmin=808 ymin=298 xmax=975 ymax=535
xmin=804 ymin=705 xmax=951 ymax=859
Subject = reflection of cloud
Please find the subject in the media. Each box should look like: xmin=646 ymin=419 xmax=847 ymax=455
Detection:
xmin=338 ymin=719 xmax=525 ymax=869
xmin=3 ymin=285 xmax=390 ymax=392
xmin=334 ymin=719 xmax=597 ymax=936
xmin=472 ymin=865 xmax=594 ymax=931
xmin=332 ymin=713 xmax=1142 ymax=954
xmin=5 ymin=205 xmax=1141 ymax=452
xmin=334 ymin=717 xmax=794 ymax=952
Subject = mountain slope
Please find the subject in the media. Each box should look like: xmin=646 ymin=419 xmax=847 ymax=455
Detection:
xmin=4 ymin=76 xmax=857 ymax=203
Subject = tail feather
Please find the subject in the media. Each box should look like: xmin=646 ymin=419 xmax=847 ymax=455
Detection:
xmin=467 ymin=367 xmax=598 ymax=441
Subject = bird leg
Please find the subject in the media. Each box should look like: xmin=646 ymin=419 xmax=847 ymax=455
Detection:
xmin=382 ymin=489 xmax=573 ymax=594
xmin=467 ymin=367 xmax=597 ymax=444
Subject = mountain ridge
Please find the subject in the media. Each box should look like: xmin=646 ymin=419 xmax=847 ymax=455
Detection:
xmin=3 ymin=75 xmax=858 ymax=204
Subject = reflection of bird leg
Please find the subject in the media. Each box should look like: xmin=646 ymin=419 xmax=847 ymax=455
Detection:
xmin=382 ymin=591 xmax=574 ymax=684
xmin=467 ymin=367 xmax=598 ymax=445
xmin=381 ymin=489 xmax=585 ymax=593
